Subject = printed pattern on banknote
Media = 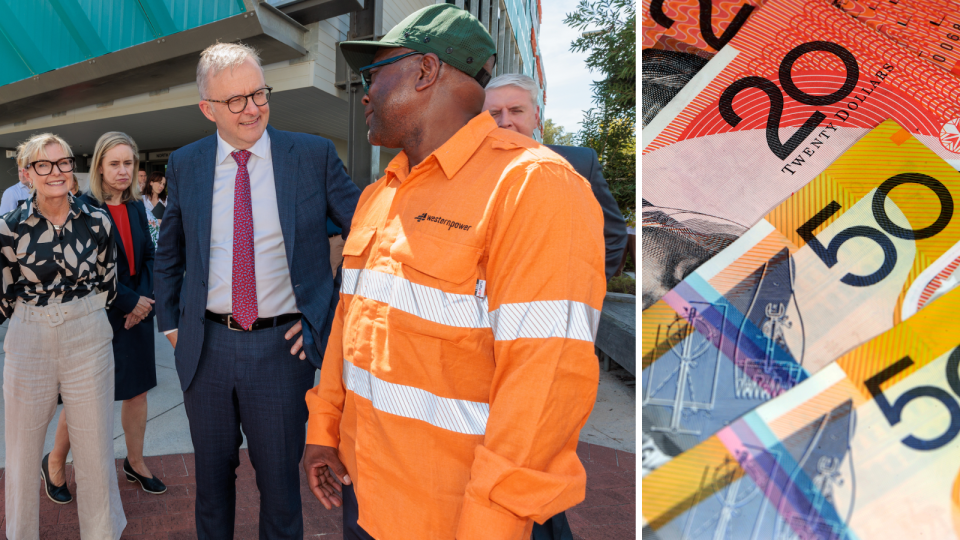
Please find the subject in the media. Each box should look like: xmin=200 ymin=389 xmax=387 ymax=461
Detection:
xmin=642 ymin=0 xmax=960 ymax=129
xmin=642 ymin=0 xmax=768 ymax=127
xmin=641 ymin=0 xmax=960 ymax=312
xmin=642 ymin=120 xmax=960 ymax=477
xmin=643 ymin=284 xmax=960 ymax=540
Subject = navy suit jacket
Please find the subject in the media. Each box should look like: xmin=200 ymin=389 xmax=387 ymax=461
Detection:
xmin=80 ymin=193 xmax=155 ymax=316
xmin=154 ymin=125 xmax=361 ymax=391
xmin=547 ymin=145 xmax=628 ymax=279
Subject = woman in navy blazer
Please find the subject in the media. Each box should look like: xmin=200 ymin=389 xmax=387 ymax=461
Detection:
xmin=44 ymin=133 xmax=167 ymax=504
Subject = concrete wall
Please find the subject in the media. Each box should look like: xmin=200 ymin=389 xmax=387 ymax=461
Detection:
xmin=290 ymin=14 xmax=351 ymax=95
xmin=383 ymin=0 xmax=436 ymax=31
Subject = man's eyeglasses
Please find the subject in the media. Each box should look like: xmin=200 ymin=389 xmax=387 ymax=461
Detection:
xmin=27 ymin=158 xmax=75 ymax=176
xmin=205 ymin=87 xmax=273 ymax=114
xmin=358 ymin=52 xmax=426 ymax=92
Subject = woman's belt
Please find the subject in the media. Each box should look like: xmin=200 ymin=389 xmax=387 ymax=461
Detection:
xmin=14 ymin=292 xmax=108 ymax=327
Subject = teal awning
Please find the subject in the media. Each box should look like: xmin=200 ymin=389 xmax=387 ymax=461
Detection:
xmin=0 ymin=0 xmax=246 ymax=87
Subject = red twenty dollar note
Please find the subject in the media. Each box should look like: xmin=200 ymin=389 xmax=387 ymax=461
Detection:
xmin=641 ymin=0 xmax=960 ymax=311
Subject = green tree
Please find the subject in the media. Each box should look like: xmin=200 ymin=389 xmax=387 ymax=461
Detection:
xmin=564 ymin=0 xmax=636 ymax=215
xmin=542 ymin=119 xmax=576 ymax=146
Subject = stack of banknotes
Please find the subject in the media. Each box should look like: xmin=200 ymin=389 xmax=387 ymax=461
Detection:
xmin=642 ymin=0 xmax=960 ymax=537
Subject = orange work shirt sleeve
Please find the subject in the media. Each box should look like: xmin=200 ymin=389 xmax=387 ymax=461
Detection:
xmin=456 ymin=160 xmax=606 ymax=540
xmin=306 ymin=185 xmax=377 ymax=452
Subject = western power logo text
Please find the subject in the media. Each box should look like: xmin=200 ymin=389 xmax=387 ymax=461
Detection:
xmin=414 ymin=212 xmax=472 ymax=231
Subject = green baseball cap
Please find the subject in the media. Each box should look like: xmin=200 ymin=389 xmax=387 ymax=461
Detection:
xmin=339 ymin=4 xmax=497 ymax=87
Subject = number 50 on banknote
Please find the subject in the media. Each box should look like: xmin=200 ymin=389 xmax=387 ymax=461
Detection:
xmin=643 ymin=282 xmax=960 ymax=540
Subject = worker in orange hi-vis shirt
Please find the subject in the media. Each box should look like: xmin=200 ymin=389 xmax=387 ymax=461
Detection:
xmin=301 ymin=5 xmax=605 ymax=540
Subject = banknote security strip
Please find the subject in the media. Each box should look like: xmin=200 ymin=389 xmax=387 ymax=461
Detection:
xmin=643 ymin=282 xmax=960 ymax=540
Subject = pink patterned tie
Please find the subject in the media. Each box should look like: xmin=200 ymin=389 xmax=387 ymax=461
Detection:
xmin=231 ymin=150 xmax=258 ymax=330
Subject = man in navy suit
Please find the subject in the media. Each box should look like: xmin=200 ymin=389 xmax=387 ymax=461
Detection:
xmin=483 ymin=73 xmax=628 ymax=280
xmin=154 ymin=42 xmax=361 ymax=539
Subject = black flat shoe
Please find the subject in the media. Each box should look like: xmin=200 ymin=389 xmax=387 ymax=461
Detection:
xmin=41 ymin=453 xmax=73 ymax=504
xmin=123 ymin=458 xmax=167 ymax=495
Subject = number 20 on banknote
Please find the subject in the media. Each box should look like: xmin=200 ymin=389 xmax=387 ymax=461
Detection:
xmin=718 ymin=41 xmax=865 ymax=161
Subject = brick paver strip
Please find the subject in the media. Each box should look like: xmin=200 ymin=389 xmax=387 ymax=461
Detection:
xmin=0 ymin=443 xmax=635 ymax=539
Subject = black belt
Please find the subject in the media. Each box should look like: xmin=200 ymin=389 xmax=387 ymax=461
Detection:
xmin=204 ymin=310 xmax=301 ymax=331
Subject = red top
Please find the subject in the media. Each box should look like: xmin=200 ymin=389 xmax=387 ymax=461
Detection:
xmin=107 ymin=203 xmax=136 ymax=276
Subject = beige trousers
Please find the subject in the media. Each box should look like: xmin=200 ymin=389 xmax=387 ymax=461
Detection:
xmin=3 ymin=293 xmax=126 ymax=540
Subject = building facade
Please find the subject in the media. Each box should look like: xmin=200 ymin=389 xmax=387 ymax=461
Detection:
xmin=0 ymin=0 xmax=545 ymax=193
xmin=443 ymin=0 xmax=546 ymax=134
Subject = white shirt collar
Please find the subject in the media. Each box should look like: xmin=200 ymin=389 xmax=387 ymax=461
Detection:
xmin=216 ymin=128 xmax=271 ymax=165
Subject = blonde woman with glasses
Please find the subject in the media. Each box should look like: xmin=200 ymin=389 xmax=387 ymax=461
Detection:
xmin=47 ymin=132 xmax=167 ymax=503
xmin=2 ymin=133 xmax=125 ymax=538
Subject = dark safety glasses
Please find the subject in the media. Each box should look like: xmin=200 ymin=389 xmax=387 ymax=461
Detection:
xmin=357 ymin=52 xmax=426 ymax=92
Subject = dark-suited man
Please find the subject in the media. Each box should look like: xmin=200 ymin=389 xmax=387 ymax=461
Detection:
xmin=154 ymin=42 xmax=361 ymax=539
xmin=483 ymin=73 xmax=628 ymax=280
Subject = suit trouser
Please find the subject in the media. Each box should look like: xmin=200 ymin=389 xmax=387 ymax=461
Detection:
xmin=532 ymin=514 xmax=573 ymax=540
xmin=3 ymin=295 xmax=125 ymax=540
xmin=341 ymin=484 xmax=375 ymax=540
xmin=183 ymin=318 xmax=315 ymax=540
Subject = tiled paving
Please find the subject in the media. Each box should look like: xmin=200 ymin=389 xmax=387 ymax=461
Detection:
xmin=0 ymin=442 xmax=635 ymax=539
xmin=569 ymin=442 xmax=637 ymax=540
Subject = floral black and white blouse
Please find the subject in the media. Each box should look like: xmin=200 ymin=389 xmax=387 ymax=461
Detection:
xmin=0 ymin=193 xmax=117 ymax=323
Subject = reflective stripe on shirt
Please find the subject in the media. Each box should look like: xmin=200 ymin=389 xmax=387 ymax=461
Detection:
xmin=344 ymin=268 xmax=600 ymax=341
xmin=489 ymin=300 xmax=600 ymax=342
xmin=342 ymin=268 xmax=489 ymax=328
xmin=343 ymin=358 xmax=489 ymax=436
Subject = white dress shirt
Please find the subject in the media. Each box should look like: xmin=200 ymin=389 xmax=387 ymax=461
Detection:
xmin=205 ymin=129 xmax=298 ymax=317
xmin=0 ymin=182 xmax=32 ymax=216
xmin=143 ymin=196 xmax=165 ymax=215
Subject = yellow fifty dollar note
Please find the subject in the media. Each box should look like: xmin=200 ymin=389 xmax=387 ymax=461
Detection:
xmin=643 ymin=119 xmax=960 ymax=476
xmin=643 ymin=280 xmax=960 ymax=540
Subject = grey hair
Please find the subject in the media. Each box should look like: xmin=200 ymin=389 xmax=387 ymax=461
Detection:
xmin=196 ymin=42 xmax=263 ymax=99
xmin=486 ymin=73 xmax=539 ymax=107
